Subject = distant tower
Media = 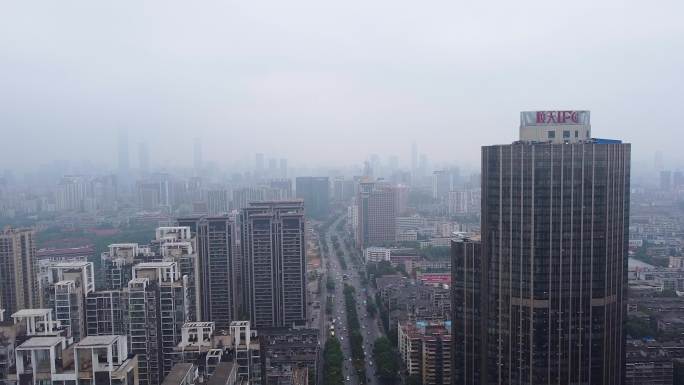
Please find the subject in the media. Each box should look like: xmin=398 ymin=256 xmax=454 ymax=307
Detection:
xmin=138 ymin=142 xmax=150 ymax=174
xmin=295 ymin=177 xmax=330 ymax=220
xmin=268 ymin=158 xmax=277 ymax=177
xmin=355 ymin=181 xmax=397 ymax=249
xmin=117 ymin=129 xmax=130 ymax=174
xmin=255 ymin=153 xmax=265 ymax=177
xmin=419 ymin=154 xmax=428 ymax=178
xmin=193 ymin=138 xmax=202 ymax=173
xmin=370 ymin=154 xmax=380 ymax=176
xmin=279 ymin=158 xmax=288 ymax=178
xmin=388 ymin=155 xmax=399 ymax=173
xmin=654 ymin=150 xmax=664 ymax=171
xmin=363 ymin=161 xmax=373 ymax=177
xmin=411 ymin=141 xmax=418 ymax=173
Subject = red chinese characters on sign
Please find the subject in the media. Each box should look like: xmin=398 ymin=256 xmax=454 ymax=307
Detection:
xmin=536 ymin=111 xmax=579 ymax=124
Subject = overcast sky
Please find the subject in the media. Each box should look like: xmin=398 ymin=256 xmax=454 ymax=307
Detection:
xmin=1 ymin=0 xmax=683 ymax=172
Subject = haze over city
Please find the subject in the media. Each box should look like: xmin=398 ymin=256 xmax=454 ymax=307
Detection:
xmin=2 ymin=2 xmax=684 ymax=385
xmin=2 ymin=0 xmax=683 ymax=172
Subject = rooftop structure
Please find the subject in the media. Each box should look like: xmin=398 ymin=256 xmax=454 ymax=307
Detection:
xmin=133 ymin=261 xmax=181 ymax=283
xmin=101 ymin=243 xmax=156 ymax=290
xmin=156 ymin=227 xmax=193 ymax=242
xmin=11 ymin=309 xmax=61 ymax=336
xmin=519 ymin=110 xmax=591 ymax=143
xmin=161 ymin=363 xmax=196 ymax=385
xmin=9 ymin=334 xmax=138 ymax=385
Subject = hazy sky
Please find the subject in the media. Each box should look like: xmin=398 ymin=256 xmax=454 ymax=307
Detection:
xmin=1 ymin=1 xmax=683 ymax=171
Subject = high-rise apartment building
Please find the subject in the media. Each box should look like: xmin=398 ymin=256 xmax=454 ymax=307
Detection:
xmin=129 ymin=262 xmax=188 ymax=385
xmin=176 ymin=217 xmax=238 ymax=330
xmin=86 ymin=290 xmax=128 ymax=336
xmin=38 ymin=261 xmax=95 ymax=342
xmin=241 ymin=201 xmax=307 ymax=329
xmin=197 ymin=217 xmax=238 ymax=330
xmin=295 ymin=177 xmax=330 ymax=220
xmin=0 ymin=227 xmax=37 ymax=315
xmin=154 ymin=226 xmax=201 ymax=323
xmin=452 ymin=111 xmax=630 ymax=385
xmin=355 ymin=181 xmax=397 ymax=249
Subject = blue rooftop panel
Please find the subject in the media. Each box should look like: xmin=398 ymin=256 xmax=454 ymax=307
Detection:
xmin=592 ymin=138 xmax=622 ymax=144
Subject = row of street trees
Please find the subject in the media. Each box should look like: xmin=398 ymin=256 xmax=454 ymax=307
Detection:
xmin=323 ymin=337 xmax=345 ymax=385
xmin=344 ymin=284 xmax=367 ymax=384
xmin=373 ymin=336 xmax=400 ymax=385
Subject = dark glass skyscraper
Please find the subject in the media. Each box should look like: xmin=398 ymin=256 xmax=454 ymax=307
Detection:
xmin=453 ymin=111 xmax=630 ymax=385
xmin=451 ymin=238 xmax=483 ymax=385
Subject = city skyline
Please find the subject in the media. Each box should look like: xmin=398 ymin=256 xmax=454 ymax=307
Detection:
xmin=1 ymin=1 xmax=683 ymax=384
xmin=1 ymin=2 xmax=683 ymax=170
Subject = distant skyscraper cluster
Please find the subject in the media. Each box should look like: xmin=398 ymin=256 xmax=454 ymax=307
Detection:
xmin=253 ymin=153 xmax=288 ymax=180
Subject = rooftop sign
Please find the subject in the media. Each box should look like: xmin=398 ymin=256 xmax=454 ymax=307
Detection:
xmin=521 ymin=110 xmax=590 ymax=126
